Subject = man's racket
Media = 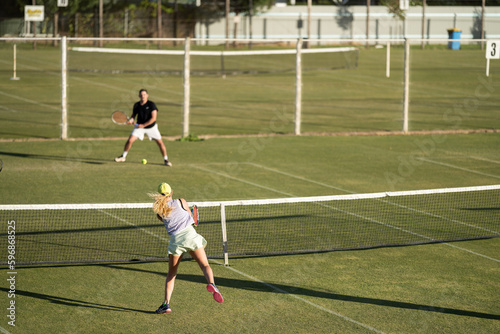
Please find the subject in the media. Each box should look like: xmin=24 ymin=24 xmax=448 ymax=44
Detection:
xmin=191 ymin=205 xmax=199 ymax=227
xmin=111 ymin=111 xmax=129 ymax=125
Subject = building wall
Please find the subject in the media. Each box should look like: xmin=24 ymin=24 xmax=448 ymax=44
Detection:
xmin=195 ymin=6 xmax=500 ymax=41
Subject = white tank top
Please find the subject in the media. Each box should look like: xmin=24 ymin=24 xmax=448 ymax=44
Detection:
xmin=161 ymin=199 xmax=194 ymax=236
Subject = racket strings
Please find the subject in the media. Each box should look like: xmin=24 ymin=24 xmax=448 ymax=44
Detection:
xmin=112 ymin=111 xmax=128 ymax=124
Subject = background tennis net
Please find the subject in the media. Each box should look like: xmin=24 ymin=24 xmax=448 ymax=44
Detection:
xmin=69 ymin=46 xmax=359 ymax=75
xmin=2 ymin=185 xmax=499 ymax=266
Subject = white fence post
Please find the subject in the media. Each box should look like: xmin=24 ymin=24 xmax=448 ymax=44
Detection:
xmin=61 ymin=36 xmax=68 ymax=140
xmin=402 ymin=38 xmax=410 ymax=133
xmin=182 ymin=37 xmax=191 ymax=138
xmin=295 ymin=38 xmax=302 ymax=136
xmin=386 ymin=41 xmax=391 ymax=78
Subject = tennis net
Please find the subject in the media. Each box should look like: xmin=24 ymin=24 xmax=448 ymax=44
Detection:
xmin=69 ymin=46 xmax=359 ymax=75
xmin=1 ymin=185 xmax=499 ymax=266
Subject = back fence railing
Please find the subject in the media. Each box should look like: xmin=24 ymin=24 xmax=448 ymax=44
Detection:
xmin=0 ymin=37 xmax=498 ymax=140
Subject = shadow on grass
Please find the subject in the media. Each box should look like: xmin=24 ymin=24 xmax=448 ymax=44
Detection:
xmin=0 ymin=150 xmax=170 ymax=166
xmin=0 ymin=150 xmax=107 ymax=165
xmin=104 ymin=263 xmax=500 ymax=321
xmin=6 ymin=262 xmax=499 ymax=320
xmin=0 ymin=287 xmax=151 ymax=314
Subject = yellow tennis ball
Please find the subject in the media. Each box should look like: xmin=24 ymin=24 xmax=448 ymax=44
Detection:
xmin=141 ymin=159 xmax=147 ymax=165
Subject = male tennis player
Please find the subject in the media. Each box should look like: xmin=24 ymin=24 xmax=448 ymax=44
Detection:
xmin=114 ymin=89 xmax=172 ymax=166
xmin=151 ymin=183 xmax=224 ymax=314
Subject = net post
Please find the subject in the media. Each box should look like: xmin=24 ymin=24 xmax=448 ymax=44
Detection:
xmin=220 ymin=203 xmax=229 ymax=266
xmin=182 ymin=37 xmax=191 ymax=138
xmin=295 ymin=38 xmax=302 ymax=136
xmin=61 ymin=36 xmax=68 ymax=140
xmin=402 ymin=38 xmax=410 ymax=134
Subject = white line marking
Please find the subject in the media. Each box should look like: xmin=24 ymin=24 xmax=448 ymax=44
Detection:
xmin=95 ymin=179 xmax=498 ymax=327
xmin=211 ymin=259 xmax=387 ymax=334
xmin=0 ymin=326 xmax=11 ymax=334
xmin=0 ymin=91 xmax=60 ymax=111
xmin=243 ymin=163 xmax=498 ymax=234
xmin=379 ymin=199 xmax=499 ymax=235
xmin=98 ymin=209 xmax=169 ymax=242
xmin=417 ymin=158 xmax=500 ymax=179
xmin=202 ymin=163 xmax=500 ymax=262
xmin=190 ymin=165 xmax=296 ymax=197
xmin=468 ymin=156 xmax=500 ymax=165
xmin=444 ymin=243 xmax=500 ymax=263
xmin=97 ymin=206 xmax=386 ymax=331
xmin=246 ymin=162 xmax=354 ymax=193
xmin=0 ymin=105 xmax=19 ymax=113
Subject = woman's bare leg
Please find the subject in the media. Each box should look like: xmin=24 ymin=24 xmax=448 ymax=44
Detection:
xmin=164 ymin=254 xmax=182 ymax=304
xmin=190 ymin=247 xmax=224 ymax=303
xmin=189 ymin=247 xmax=214 ymax=283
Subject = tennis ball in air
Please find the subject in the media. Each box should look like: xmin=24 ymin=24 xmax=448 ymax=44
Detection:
xmin=141 ymin=159 xmax=147 ymax=165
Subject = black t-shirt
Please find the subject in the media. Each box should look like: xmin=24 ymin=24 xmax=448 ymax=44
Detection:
xmin=132 ymin=100 xmax=157 ymax=129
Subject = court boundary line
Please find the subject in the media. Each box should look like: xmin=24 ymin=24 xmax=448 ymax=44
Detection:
xmin=467 ymin=156 xmax=500 ymax=165
xmin=195 ymin=163 xmax=500 ymax=263
xmin=210 ymin=259 xmax=387 ymax=334
xmin=0 ymin=326 xmax=11 ymax=334
xmin=417 ymin=157 xmax=500 ymax=179
xmin=93 ymin=210 xmax=386 ymax=332
xmin=246 ymin=163 xmax=500 ymax=262
xmin=98 ymin=209 xmax=170 ymax=243
xmin=1 ymin=129 xmax=500 ymax=143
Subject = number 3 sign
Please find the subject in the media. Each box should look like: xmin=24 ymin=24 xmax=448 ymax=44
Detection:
xmin=486 ymin=40 xmax=499 ymax=76
xmin=486 ymin=41 xmax=500 ymax=59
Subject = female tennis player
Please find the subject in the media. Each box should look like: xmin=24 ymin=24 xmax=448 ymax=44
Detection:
xmin=151 ymin=182 xmax=224 ymax=314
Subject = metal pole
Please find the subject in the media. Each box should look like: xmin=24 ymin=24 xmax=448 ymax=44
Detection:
xmin=366 ymin=0 xmax=370 ymax=48
xmin=481 ymin=0 xmax=485 ymax=50
xmin=61 ymin=36 xmax=68 ymax=140
xmin=421 ymin=0 xmax=426 ymax=49
xmin=386 ymin=41 xmax=390 ymax=78
xmin=306 ymin=0 xmax=311 ymax=49
xmin=249 ymin=0 xmax=253 ymax=49
xmin=182 ymin=37 xmax=191 ymax=138
xmin=225 ymin=0 xmax=229 ymax=49
xmin=10 ymin=44 xmax=20 ymax=81
xmin=402 ymin=38 xmax=410 ymax=133
xmin=295 ymin=38 xmax=302 ymax=136
xmin=32 ymin=0 xmax=37 ymax=50
xmin=220 ymin=204 xmax=229 ymax=266
xmin=99 ymin=0 xmax=103 ymax=47
xmin=157 ymin=0 xmax=162 ymax=49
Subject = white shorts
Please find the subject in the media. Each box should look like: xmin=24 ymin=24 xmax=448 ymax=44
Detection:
xmin=168 ymin=225 xmax=207 ymax=257
xmin=130 ymin=124 xmax=162 ymax=141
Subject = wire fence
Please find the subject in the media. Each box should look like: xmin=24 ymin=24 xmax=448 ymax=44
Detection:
xmin=0 ymin=37 xmax=499 ymax=140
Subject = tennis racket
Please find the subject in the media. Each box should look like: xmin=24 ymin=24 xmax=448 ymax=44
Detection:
xmin=111 ymin=110 xmax=130 ymax=125
xmin=191 ymin=205 xmax=199 ymax=227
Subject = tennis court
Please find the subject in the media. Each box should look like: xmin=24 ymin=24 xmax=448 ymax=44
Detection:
xmin=0 ymin=40 xmax=499 ymax=333
xmin=0 ymin=134 xmax=499 ymax=333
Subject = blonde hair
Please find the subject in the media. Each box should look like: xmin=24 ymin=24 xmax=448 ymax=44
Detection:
xmin=149 ymin=193 xmax=174 ymax=218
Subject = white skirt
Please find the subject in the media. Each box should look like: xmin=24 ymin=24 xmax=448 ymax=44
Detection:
xmin=168 ymin=225 xmax=207 ymax=256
